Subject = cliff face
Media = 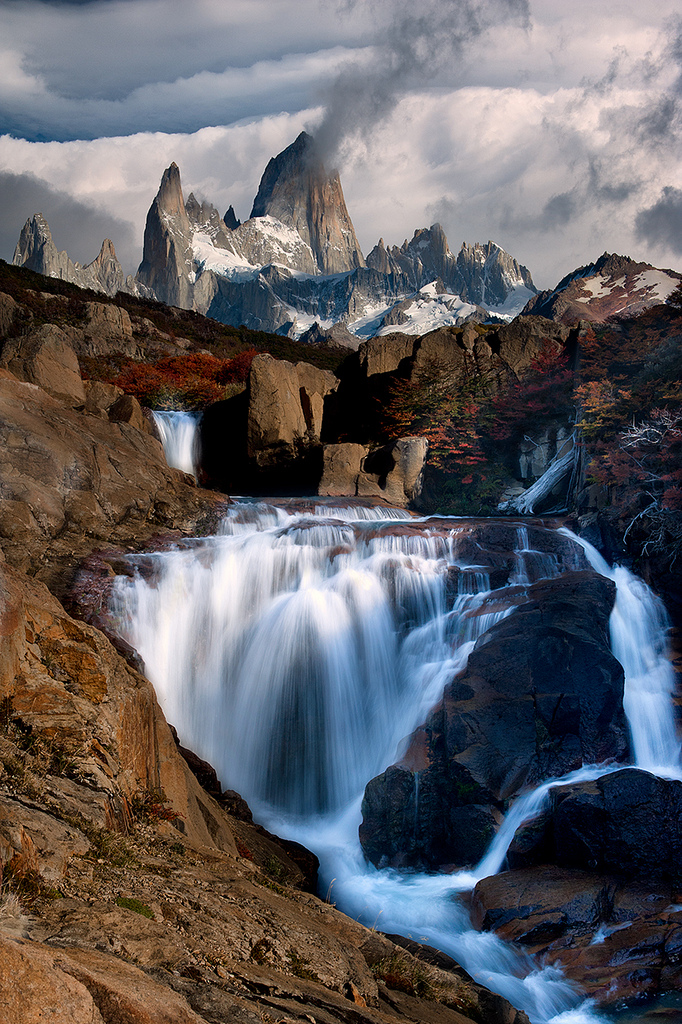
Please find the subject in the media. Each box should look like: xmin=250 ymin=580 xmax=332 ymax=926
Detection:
xmin=136 ymin=162 xmax=195 ymax=309
xmin=250 ymin=131 xmax=365 ymax=275
xmin=13 ymin=215 xmax=129 ymax=297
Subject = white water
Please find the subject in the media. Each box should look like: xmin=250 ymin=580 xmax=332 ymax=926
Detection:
xmin=109 ymin=503 xmax=681 ymax=1024
xmin=152 ymin=410 xmax=200 ymax=476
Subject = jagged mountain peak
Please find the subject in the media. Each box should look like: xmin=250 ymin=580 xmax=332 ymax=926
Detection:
xmin=250 ymin=132 xmax=365 ymax=275
xmin=224 ymin=205 xmax=241 ymax=230
xmin=12 ymin=213 xmax=128 ymax=297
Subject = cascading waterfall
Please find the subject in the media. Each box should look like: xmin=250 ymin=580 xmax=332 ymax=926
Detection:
xmin=109 ymin=502 xmax=681 ymax=1024
xmin=152 ymin=410 xmax=200 ymax=476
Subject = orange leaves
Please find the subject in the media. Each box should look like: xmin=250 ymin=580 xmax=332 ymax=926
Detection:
xmin=108 ymin=350 xmax=256 ymax=410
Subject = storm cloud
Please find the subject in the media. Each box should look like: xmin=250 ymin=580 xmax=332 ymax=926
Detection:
xmin=0 ymin=170 xmax=137 ymax=271
xmin=636 ymin=187 xmax=682 ymax=257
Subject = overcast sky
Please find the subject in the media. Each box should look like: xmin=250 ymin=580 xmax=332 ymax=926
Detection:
xmin=0 ymin=0 xmax=680 ymax=289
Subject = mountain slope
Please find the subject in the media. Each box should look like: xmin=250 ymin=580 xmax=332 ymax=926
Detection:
xmin=522 ymin=252 xmax=680 ymax=323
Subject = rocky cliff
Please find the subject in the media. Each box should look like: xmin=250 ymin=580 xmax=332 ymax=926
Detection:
xmin=13 ymin=214 xmax=132 ymax=298
xmin=250 ymin=131 xmax=365 ymax=275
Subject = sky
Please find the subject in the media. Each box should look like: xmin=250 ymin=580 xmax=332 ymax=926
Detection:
xmin=0 ymin=0 xmax=681 ymax=290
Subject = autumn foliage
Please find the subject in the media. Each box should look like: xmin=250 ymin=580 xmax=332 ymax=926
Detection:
xmin=109 ymin=349 xmax=258 ymax=409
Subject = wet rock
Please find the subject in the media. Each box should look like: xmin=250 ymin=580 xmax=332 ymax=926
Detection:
xmin=471 ymin=866 xmax=682 ymax=1007
xmin=510 ymin=769 xmax=682 ymax=881
xmin=361 ymin=570 xmax=628 ymax=870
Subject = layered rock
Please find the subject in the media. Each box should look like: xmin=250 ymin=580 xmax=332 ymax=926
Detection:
xmin=13 ymin=215 xmax=130 ymax=297
xmin=360 ymin=565 xmax=629 ymax=870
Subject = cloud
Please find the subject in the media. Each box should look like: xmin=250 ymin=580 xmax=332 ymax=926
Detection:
xmin=636 ymin=187 xmax=682 ymax=256
xmin=0 ymin=169 xmax=137 ymax=270
xmin=313 ymin=0 xmax=530 ymax=161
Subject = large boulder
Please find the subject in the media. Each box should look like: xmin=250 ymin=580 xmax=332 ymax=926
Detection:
xmin=471 ymin=865 xmax=682 ymax=1007
xmin=509 ymin=768 xmax=682 ymax=880
xmin=360 ymin=570 xmax=628 ymax=870
xmin=357 ymin=437 xmax=428 ymax=506
xmin=318 ymin=443 xmax=369 ymax=497
xmin=0 ymin=325 xmax=86 ymax=407
xmin=247 ymin=353 xmax=337 ymax=459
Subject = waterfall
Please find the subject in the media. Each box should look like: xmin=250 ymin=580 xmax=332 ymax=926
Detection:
xmin=109 ymin=503 xmax=680 ymax=1024
xmin=152 ymin=410 xmax=200 ymax=476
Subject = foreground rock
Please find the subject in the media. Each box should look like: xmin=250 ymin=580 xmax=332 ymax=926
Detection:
xmin=471 ymin=866 xmax=682 ymax=1007
xmin=0 ymin=369 xmax=225 ymax=597
xmin=360 ymin=566 xmax=628 ymax=870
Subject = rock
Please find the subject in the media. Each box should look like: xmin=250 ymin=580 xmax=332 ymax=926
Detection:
xmin=0 ymin=292 xmax=18 ymax=338
xmin=0 ymin=370 xmax=226 ymax=594
xmin=0 ymin=936 xmax=106 ymax=1024
xmin=357 ymin=334 xmax=415 ymax=377
xmin=510 ymin=768 xmax=682 ymax=880
xmin=494 ymin=315 xmax=571 ymax=378
xmin=0 ymin=324 xmax=86 ymax=407
xmin=83 ymin=380 xmax=124 ymax=418
xmin=295 ymin=361 xmax=338 ymax=439
xmin=0 ymin=796 xmax=90 ymax=881
xmin=357 ymin=437 xmax=428 ymax=506
xmin=247 ymin=353 xmax=307 ymax=456
xmin=412 ymin=326 xmax=467 ymax=376
xmin=318 ymin=443 xmax=369 ymax=496
xmin=471 ymin=866 xmax=682 ymax=1007
xmin=250 ymin=131 xmax=365 ymax=275
xmin=360 ymin=570 xmax=628 ymax=870
xmin=108 ymin=393 xmax=149 ymax=433
xmin=71 ymin=302 xmax=138 ymax=360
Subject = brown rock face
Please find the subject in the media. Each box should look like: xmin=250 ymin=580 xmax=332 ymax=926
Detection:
xmin=0 ymin=325 xmax=86 ymax=407
xmin=0 ymin=370 xmax=225 ymax=595
xmin=250 ymin=132 xmax=365 ymax=275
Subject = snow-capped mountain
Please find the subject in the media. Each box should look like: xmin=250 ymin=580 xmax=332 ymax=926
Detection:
xmin=12 ymin=132 xmax=538 ymax=341
xmin=522 ymin=252 xmax=681 ymax=323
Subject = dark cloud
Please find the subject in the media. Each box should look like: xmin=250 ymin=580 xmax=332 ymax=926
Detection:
xmin=538 ymin=191 xmax=576 ymax=230
xmin=0 ymin=170 xmax=138 ymax=272
xmin=635 ymin=186 xmax=682 ymax=256
xmin=312 ymin=0 xmax=530 ymax=160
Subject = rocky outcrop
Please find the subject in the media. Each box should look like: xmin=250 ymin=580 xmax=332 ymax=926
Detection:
xmin=522 ymin=252 xmax=680 ymax=323
xmin=0 ymin=325 xmax=87 ymax=407
xmin=319 ymin=437 xmax=428 ymax=506
xmin=471 ymin=865 xmax=682 ymax=1007
xmin=13 ymin=215 xmax=130 ymax=297
xmin=509 ymin=768 xmax=682 ymax=880
xmin=250 ymin=131 xmax=365 ymax=275
xmin=136 ymin=163 xmax=195 ymax=309
xmin=360 ymin=567 xmax=628 ymax=870
xmin=0 ymin=368 xmax=225 ymax=596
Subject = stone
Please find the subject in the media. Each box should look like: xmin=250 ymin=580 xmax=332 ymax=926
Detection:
xmin=357 ymin=437 xmax=428 ymax=507
xmin=0 ymin=291 xmax=18 ymax=339
xmin=318 ymin=443 xmax=368 ymax=496
xmin=510 ymin=768 xmax=682 ymax=881
xmin=494 ymin=315 xmax=570 ymax=377
xmin=357 ymin=334 xmax=415 ymax=377
xmin=84 ymin=379 xmax=124 ymax=418
xmin=108 ymin=393 xmax=148 ymax=433
xmin=0 ymin=936 xmax=106 ymax=1024
xmin=0 ymin=324 xmax=86 ymax=407
xmin=247 ymin=353 xmax=307 ymax=456
xmin=360 ymin=570 xmax=628 ymax=870
xmin=295 ymin=361 xmax=338 ymax=438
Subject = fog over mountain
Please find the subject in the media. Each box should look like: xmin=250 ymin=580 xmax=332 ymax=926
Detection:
xmin=0 ymin=0 xmax=681 ymax=287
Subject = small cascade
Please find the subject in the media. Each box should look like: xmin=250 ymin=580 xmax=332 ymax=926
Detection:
xmin=109 ymin=505 xmax=680 ymax=1024
xmin=152 ymin=410 xmax=200 ymax=476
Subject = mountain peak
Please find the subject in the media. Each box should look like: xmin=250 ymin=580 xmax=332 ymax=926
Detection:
xmin=250 ymin=133 xmax=365 ymax=275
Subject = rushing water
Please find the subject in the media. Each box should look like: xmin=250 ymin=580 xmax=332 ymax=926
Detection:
xmin=152 ymin=410 xmax=200 ymax=476
xmin=109 ymin=502 xmax=681 ymax=1024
